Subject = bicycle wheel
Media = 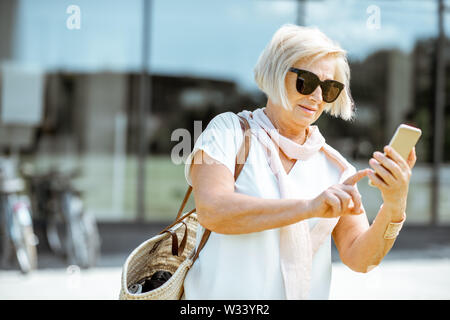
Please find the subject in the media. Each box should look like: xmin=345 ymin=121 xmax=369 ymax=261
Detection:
xmin=46 ymin=205 xmax=65 ymax=257
xmin=63 ymin=193 xmax=101 ymax=268
xmin=10 ymin=200 xmax=38 ymax=273
xmin=81 ymin=210 xmax=101 ymax=267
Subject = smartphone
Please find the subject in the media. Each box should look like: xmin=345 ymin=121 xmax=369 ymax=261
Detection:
xmin=369 ymin=124 xmax=422 ymax=187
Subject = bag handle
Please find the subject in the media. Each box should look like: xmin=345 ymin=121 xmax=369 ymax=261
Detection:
xmin=161 ymin=221 xmax=188 ymax=256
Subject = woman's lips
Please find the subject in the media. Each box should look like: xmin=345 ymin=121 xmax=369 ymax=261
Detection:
xmin=298 ymin=104 xmax=317 ymax=115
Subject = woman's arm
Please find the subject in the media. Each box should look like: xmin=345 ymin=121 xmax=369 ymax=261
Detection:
xmin=332 ymin=204 xmax=404 ymax=273
xmin=190 ymin=150 xmax=367 ymax=234
xmin=190 ymin=150 xmax=312 ymax=234
xmin=333 ymin=147 xmax=417 ymax=273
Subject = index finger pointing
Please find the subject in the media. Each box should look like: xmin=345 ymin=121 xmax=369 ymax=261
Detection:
xmin=343 ymin=169 xmax=370 ymax=186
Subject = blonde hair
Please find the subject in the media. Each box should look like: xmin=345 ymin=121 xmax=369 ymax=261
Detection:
xmin=254 ymin=24 xmax=354 ymax=121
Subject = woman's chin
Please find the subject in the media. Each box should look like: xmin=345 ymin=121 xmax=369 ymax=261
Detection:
xmin=292 ymin=107 xmax=317 ymax=126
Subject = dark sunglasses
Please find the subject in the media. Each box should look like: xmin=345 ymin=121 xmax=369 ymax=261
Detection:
xmin=289 ymin=67 xmax=344 ymax=103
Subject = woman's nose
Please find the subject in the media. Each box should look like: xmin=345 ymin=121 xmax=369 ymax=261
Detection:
xmin=309 ymin=85 xmax=323 ymax=103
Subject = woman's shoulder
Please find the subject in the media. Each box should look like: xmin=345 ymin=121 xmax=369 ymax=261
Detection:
xmin=207 ymin=111 xmax=242 ymax=131
xmin=203 ymin=111 xmax=245 ymax=146
xmin=184 ymin=111 xmax=245 ymax=186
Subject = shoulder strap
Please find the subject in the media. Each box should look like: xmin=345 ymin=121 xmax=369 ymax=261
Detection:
xmin=191 ymin=115 xmax=251 ymax=263
xmin=166 ymin=114 xmax=251 ymax=263
xmin=174 ymin=115 xmax=251 ymax=220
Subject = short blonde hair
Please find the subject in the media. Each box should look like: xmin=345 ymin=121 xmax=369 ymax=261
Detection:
xmin=254 ymin=24 xmax=354 ymax=121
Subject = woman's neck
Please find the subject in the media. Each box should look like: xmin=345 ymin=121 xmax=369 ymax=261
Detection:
xmin=264 ymin=104 xmax=309 ymax=145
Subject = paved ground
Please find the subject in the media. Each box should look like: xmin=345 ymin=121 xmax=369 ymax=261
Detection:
xmin=1 ymin=258 xmax=449 ymax=300
xmin=1 ymin=223 xmax=449 ymax=300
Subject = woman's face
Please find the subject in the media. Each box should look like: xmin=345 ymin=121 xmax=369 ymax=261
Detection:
xmin=280 ymin=55 xmax=337 ymax=129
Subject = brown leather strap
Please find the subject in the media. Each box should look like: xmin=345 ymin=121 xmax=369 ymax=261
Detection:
xmin=175 ymin=185 xmax=193 ymax=220
xmin=161 ymin=221 xmax=188 ymax=257
xmin=234 ymin=116 xmax=252 ymax=180
xmin=159 ymin=207 xmax=196 ymax=235
xmin=191 ymin=115 xmax=251 ymax=263
xmin=178 ymin=221 xmax=188 ymax=256
xmin=191 ymin=227 xmax=211 ymax=262
xmin=162 ymin=229 xmax=180 ymax=256
xmin=154 ymin=208 xmax=195 ymax=256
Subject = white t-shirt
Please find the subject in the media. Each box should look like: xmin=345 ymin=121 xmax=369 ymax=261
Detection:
xmin=183 ymin=111 xmax=350 ymax=300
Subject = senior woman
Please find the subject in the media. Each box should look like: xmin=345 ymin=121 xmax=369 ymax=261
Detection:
xmin=182 ymin=24 xmax=416 ymax=300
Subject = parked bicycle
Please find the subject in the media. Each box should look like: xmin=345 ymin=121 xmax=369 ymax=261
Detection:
xmin=0 ymin=157 xmax=38 ymax=274
xmin=22 ymin=165 xmax=101 ymax=269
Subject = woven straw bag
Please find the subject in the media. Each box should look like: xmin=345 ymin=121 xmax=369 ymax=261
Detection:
xmin=119 ymin=115 xmax=251 ymax=300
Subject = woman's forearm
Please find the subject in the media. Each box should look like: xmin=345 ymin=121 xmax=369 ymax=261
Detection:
xmin=345 ymin=202 xmax=406 ymax=272
xmin=196 ymin=191 xmax=312 ymax=234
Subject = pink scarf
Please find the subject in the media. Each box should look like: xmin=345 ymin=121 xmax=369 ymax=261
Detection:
xmin=237 ymin=107 xmax=355 ymax=299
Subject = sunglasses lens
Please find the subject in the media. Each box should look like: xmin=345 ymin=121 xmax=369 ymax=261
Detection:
xmin=290 ymin=68 xmax=344 ymax=103
xmin=296 ymin=77 xmax=305 ymax=93
xmin=322 ymin=81 xmax=343 ymax=103
xmin=297 ymin=72 xmax=318 ymax=95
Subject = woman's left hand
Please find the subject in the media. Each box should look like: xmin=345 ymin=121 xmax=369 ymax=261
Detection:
xmin=368 ymin=146 xmax=417 ymax=213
